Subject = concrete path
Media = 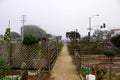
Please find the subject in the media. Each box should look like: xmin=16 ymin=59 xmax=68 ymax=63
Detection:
xmin=51 ymin=44 xmax=80 ymax=80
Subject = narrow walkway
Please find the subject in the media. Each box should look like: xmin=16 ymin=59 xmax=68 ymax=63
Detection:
xmin=51 ymin=44 xmax=80 ymax=80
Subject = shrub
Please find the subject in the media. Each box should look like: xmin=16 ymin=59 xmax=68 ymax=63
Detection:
xmin=0 ymin=58 xmax=11 ymax=78
xmin=91 ymin=65 xmax=107 ymax=80
xmin=22 ymin=35 xmax=39 ymax=45
xmin=2 ymin=75 xmax=21 ymax=80
xmin=103 ymin=48 xmax=116 ymax=58
xmin=110 ymin=34 xmax=120 ymax=48
xmin=4 ymin=28 xmax=11 ymax=43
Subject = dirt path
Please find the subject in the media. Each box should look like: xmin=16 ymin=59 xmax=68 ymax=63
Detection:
xmin=51 ymin=44 xmax=80 ymax=80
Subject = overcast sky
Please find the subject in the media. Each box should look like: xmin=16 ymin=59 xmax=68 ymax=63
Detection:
xmin=0 ymin=0 xmax=120 ymax=39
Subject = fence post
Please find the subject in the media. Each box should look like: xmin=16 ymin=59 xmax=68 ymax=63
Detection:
xmin=21 ymin=62 xmax=28 ymax=80
xmin=9 ymin=43 xmax=12 ymax=66
xmin=47 ymin=42 xmax=50 ymax=72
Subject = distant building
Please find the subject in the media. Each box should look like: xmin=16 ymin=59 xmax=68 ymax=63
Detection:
xmin=101 ymin=28 xmax=120 ymax=40
xmin=111 ymin=29 xmax=120 ymax=37
xmin=102 ymin=30 xmax=110 ymax=40
xmin=56 ymin=36 xmax=62 ymax=42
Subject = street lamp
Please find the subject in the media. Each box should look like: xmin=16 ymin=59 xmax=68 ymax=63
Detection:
xmin=88 ymin=14 xmax=99 ymax=40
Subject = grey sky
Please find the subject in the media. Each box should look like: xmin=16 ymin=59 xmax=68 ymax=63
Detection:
xmin=0 ymin=0 xmax=120 ymax=39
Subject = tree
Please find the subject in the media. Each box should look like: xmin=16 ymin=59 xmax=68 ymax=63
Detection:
xmin=22 ymin=25 xmax=48 ymax=39
xmin=103 ymin=48 xmax=117 ymax=80
xmin=103 ymin=48 xmax=116 ymax=63
xmin=10 ymin=31 xmax=20 ymax=40
xmin=4 ymin=28 xmax=11 ymax=43
xmin=66 ymin=31 xmax=80 ymax=41
xmin=22 ymin=35 xmax=39 ymax=45
xmin=110 ymin=34 xmax=120 ymax=48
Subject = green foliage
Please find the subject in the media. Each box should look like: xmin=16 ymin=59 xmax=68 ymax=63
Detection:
xmin=74 ymin=44 xmax=80 ymax=51
xmin=103 ymin=48 xmax=116 ymax=58
xmin=66 ymin=31 xmax=80 ymax=40
xmin=80 ymin=64 xmax=90 ymax=77
xmin=22 ymin=35 xmax=39 ymax=45
xmin=58 ymin=42 xmax=63 ymax=52
xmin=0 ymin=58 xmax=11 ymax=70
xmin=2 ymin=75 xmax=21 ymax=80
xmin=0 ymin=58 xmax=11 ymax=79
xmin=110 ymin=34 xmax=120 ymax=48
xmin=67 ymin=41 xmax=78 ymax=55
xmin=4 ymin=28 xmax=11 ymax=43
xmin=91 ymin=65 xmax=107 ymax=80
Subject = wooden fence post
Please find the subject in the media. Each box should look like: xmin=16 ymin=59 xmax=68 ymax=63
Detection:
xmin=21 ymin=62 xmax=28 ymax=80
xmin=47 ymin=42 xmax=50 ymax=72
xmin=9 ymin=43 xmax=12 ymax=66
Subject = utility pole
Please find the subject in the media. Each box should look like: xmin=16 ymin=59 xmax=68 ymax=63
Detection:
xmin=8 ymin=20 xmax=10 ymax=28
xmin=75 ymin=29 xmax=78 ymax=44
xmin=8 ymin=20 xmax=12 ymax=66
xmin=21 ymin=15 xmax=26 ymax=40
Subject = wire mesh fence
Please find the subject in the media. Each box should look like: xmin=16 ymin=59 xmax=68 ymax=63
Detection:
xmin=0 ymin=40 xmax=61 ymax=80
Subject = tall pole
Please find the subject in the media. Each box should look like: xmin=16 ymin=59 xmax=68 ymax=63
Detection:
xmin=8 ymin=20 xmax=10 ymax=28
xmin=75 ymin=29 xmax=78 ymax=44
xmin=88 ymin=17 xmax=91 ymax=40
xmin=8 ymin=20 xmax=12 ymax=65
xmin=21 ymin=15 xmax=26 ymax=40
xmin=87 ymin=14 xmax=99 ymax=80
xmin=88 ymin=14 xmax=99 ymax=41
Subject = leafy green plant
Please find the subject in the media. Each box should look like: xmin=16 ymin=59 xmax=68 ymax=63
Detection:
xmin=2 ymin=75 xmax=21 ymax=80
xmin=0 ymin=58 xmax=11 ymax=70
xmin=0 ymin=58 xmax=11 ymax=79
xmin=91 ymin=65 xmax=107 ymax=80
xmin=103 ymin=48 xmax=116 ymax=62
xmin=22 ymin=35 xmax=39 ymax=45
xmin=4 ymin=28 xmax=11 ymax=43
xmin=110 ymin=34 xmax=120 ymax=48
xmin=103 ymin=48 xmax=116 ymax=57
xmin=66 ymin=31 xmax=80 ymax=40
xmin=80 ymin=64 xmax=90 ymax=77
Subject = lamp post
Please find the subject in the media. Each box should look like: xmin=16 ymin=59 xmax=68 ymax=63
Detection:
xmin=88 ymin=14 xmax=99 ymax=41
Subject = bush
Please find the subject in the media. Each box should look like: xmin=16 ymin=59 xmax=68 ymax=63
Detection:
xmin=110 ymin=34 xmax=120 ymax=48
xmin=4 ymin=28 xmax=11 ymax=43
xmin=91 ymin=65 xmax=107 ymax=80
xmin=2 ymin=75 xmax=21 ymax=80
xmin=0 ymin=58 xmax=11 ymax=78
xmin=103 ymin=48 xmax=116 ymax=58
xmin=22 ymin=35 xmax=39 ymax=45
xmin=0 ymin=58 xmax=11 ymax=70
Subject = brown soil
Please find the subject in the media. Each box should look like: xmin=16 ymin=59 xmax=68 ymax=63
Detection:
xmin=51 ymin=44 xmax=80 ymax=80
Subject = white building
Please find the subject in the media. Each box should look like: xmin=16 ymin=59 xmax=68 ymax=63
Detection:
xmin=111 ymin=29 xmax=120 ymax=37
